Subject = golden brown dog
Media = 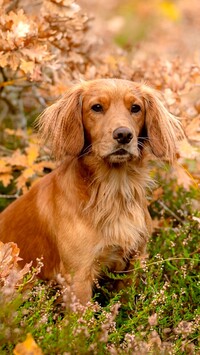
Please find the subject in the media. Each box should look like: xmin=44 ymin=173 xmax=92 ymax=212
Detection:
xmin=0 ymin=79 xmax=183 ymax=304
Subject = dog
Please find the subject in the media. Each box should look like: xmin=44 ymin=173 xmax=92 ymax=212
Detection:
xmin=0 ymin=79 xmax=184 ymax=304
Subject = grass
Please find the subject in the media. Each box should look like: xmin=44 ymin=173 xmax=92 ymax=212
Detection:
xmin=0 ymin=178 xmax=199 ymax=354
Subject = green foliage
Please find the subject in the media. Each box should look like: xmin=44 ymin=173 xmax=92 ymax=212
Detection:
xmin=0 ymin=184 xmax=199 ymax=354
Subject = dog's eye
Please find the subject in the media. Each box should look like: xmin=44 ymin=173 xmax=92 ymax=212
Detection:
xmin=91 ymin=104 xmax=103 ymax=112
xmin=131 ymin=104 xmax=141 ymax=113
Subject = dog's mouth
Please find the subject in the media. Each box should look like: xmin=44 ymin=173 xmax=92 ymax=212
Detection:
xmin=111 ymin=148 xmax=129 ymax=156
xmin=105 ymin=148 xmax=133 ymax=164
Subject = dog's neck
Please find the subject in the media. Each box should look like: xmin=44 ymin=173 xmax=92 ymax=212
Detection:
xmin=79 ymin=153 xmax=151 ymax=195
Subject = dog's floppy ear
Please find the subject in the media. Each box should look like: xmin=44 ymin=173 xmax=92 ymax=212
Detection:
xmin=142 ymin=85 xmax=184 ymax=162
xmin=38 ymin=84 xmax=84 ymax=160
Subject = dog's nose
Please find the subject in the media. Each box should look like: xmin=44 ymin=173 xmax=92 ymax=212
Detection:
xmin=113 ymin=127 xmax=133 ymax=144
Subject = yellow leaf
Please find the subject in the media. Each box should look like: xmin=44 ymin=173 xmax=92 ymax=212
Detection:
xmin=4 ymin=128 xmax=15 ymax=136
xmin=23 ymin=167 xmax=35 ymax=179
xmin=0 ymin=159 xmax=12 ymax=173
xmin=0 ymin=77 xmax=27 ymax=88
xmin=0 ymin=173 xmax=13 ymax=187
xmin=25 ymin=145 xmax=39 ymax=166
xmin=33 ymin=161 xmax=55 ymax=174
xmin=0 ymin=160 xmax=13 ymax=186
xmin=6 ymin=150 xmax=27 ymax=168
xmin=5 ymin=128 xmax=26 ymax=138
xmin=159 ymin=1 xmax=181 ymax=21
xmin=16 ymin=174 xmax=28 ymax=193
xmin=13 ymin=333 xmax=43 ymax=355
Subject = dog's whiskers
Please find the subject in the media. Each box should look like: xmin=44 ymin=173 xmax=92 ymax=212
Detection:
xmin=78 ymin=145 xmax=93 ymax=159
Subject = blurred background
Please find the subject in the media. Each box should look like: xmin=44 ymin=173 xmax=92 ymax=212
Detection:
xmin=78 ymin=0 xmax=200 ymax=59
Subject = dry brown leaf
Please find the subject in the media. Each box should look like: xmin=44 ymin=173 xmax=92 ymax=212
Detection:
xmin=20 ymin=59 xmax=35 ymax=74
xmin=0 ymin=241 xmax=32 ymax=293
xmin=21 ymin=46 xmax=53 ymax=63
xmin=148 ymin=313 xmax=158 ymax=326
xmin=151 ymin=218 xmax=164 ymax=230
xmin=177 ymin=139 xmax=198 ymax=159
xmin=0 ymin=241 xmax=21 ymax=279
xmin=172 ymin=164 xmax=195 ymax=189
xmin=184 ymin=117 xmax=200 ymax=143
xmin=0 ymin=52 xmax=9 ymax=67
xmin=151 ymin=187 xmax=164 ymax=202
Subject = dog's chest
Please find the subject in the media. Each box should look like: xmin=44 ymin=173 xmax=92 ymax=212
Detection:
xmin=85 ymin=171 xmax=148 ymax=255
xmin=96 ymin=200 xmax=146 ymax=254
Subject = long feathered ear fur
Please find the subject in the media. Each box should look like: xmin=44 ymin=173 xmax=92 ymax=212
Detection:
xmin=37 ymin=84 xmax=84 ymax=160
xmin=142 ymin=85 xmax=185 ymax=162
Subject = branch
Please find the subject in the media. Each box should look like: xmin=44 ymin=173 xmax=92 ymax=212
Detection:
xmin=5 ymin=0 xmax=20 ymax=13
xmin=158 ymin=200 xmax=184 ymax=224
xmin=0 ymin=194 xmax=19 ymax=199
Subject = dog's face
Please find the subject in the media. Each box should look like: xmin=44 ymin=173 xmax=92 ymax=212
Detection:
xmin=82 ymin=80 xmax=145 ymax=164
xmin=39 ymin=78 xmax=184 ymax=163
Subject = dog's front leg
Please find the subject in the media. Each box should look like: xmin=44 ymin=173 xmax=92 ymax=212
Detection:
xmin=71 ymin=271 xmax=93 ymax=305
xmin=60 ymin=267 xmax=94 ymax=307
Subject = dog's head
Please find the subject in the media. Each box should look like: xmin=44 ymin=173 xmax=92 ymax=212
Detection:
xmin=39 ymin=79 xmax=184 ymax=164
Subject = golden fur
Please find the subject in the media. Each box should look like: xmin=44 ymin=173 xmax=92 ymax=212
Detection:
xmin=0 ymin=79 xmax=184 ymax=304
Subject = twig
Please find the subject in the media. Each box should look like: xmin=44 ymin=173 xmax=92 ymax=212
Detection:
xmin=32 ymin=86 xmax=47 ymax=107
xmin=114 ymin=257 xmax=199 ymax=274
xmin=0 ymin=145 xmax=14 ymax=155
xmin=158 ymin=200 xmax=184 ymax=224
xmin=190 ymin=248 xmax=200 ymax=256
xmin=0 ymin=67 xmax=7 ymax=82
xmin=0 ymin=194 xmax=19 ymax=199
xmin=0 ymin=77 xmax=27 ymax=88
xmin=1 ymin=96 xmax=16 ymax=114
